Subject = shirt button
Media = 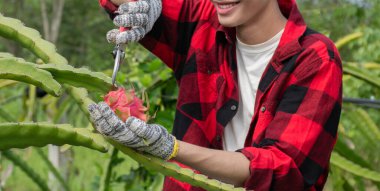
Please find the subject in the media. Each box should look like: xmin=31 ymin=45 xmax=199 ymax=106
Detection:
xmin=216 ymin=135 xmax=221 ymax=141
xmin=261 ymin=106 xmax=266 ymax=112
xmin=207 ymin=70 xmax=212 ymax=74
xmin=231 ymin=105 xmax=237 ymax=111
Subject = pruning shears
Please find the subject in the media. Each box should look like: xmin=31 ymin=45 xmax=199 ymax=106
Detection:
xmin=111 ymin=43 xmax=126 ymax=87
xmin=111 ymin=0 xmax=137 ymax=87
xmin=111 ymin=22 xmax=130 ymax=87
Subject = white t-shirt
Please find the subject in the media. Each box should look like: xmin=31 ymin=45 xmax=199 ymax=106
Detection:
xmin=223 ymin=29 xmax=284 ymax=151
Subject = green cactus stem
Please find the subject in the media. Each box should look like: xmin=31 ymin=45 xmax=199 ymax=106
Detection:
xmin=0 ymin=57 xmax=62 ymax=96
xmin=0 ymin=14 xmax=67 ymax=65
xmin=0 ymin=123 xmax=108 ymax=152
xmin=38 ymin=64 xmax=113 ymax=93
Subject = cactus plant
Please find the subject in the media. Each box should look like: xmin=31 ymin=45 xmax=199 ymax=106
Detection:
xmin=0 ymin=13 xmax=246 ymax=191
xmin=0 ymin=14 xmax=67 ymax=65
xmin=37 ymin=64 xmax=113 ymax=93
xmin=0 ymin=57 xmax=62 ymax=96
xmin=0 ymin=123 xmax=108 ymax=152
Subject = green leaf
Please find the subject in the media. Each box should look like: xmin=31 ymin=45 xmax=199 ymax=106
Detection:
xmin=2 ymin=150 xmax=49 ymax=191
xmin=140 ymin=74 xmax=153 ymax=87
xmin=0 ymin=79 xmax=18 ymax=89
xmin=0 ymin=123 xmax=108 ymax=152
xmin=0 ymin=57 xmax=62 ymax=96
xmin=0 ymin=107 xmax=16 ymax=122
xmin=355 ymin=109 xmax=380 ymax=141
xmin=145 ymin=59 xmax=163 ymax=72
xmin=65 ymin=86 xmax=96 ymax=123
xmin=346 ymin=108 xmax=380 ymax=148
xmin=334 ymin=137 xmax=371 ymax=169
xmin=53 ymin=97 xmax=75 ymax=123
xmin=99 ymin=148 xmax=118 ymax=191
xmin=342 ymin=176 xmax=356 ymax=191
xmin=343 ymin=64 xmax=380 ymax=89
xmin=330 ymin=152 xmax=380 ymax=182
xmin=335 ymin=32 xmax=363 ymax=49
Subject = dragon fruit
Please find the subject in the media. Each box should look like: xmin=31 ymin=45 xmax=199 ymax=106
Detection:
xmin=104 ymin=88 xmax=148 ymax=122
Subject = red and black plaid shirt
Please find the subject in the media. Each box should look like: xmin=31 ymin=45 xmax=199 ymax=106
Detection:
xmin=99 ymin=0 xmax=342 ymax=190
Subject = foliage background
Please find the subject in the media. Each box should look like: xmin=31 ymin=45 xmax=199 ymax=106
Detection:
xmin=0 ymin=0 xmax=379 ymax=190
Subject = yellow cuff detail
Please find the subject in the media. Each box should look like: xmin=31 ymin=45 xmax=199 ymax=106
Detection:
xmin=168 ymin=138 xmax=179 ymax=160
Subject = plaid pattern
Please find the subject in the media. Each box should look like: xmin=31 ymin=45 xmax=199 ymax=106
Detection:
xmin=99 ymin=0 xmax=342 ymax=190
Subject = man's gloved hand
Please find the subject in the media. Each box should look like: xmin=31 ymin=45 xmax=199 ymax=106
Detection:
xmin=106 ymin=0 xmax=162 ymax=44
xmin=88 ymin=102 xmax=178 ymax=160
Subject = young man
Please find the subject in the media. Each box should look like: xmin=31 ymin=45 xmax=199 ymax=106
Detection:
xmin=89 ymin=0 xmax=342 ymax=190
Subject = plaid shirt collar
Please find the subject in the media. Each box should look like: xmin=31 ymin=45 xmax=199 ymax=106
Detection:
xmin=217 ymin=0 xmax=307 ymax=72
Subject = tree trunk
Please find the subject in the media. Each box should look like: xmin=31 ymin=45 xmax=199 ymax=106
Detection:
xmin=40 ymin=0 xmax=65 ymax=44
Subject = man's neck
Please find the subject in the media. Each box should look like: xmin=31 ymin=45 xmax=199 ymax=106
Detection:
xmin=236 ymin=2 xmax=287 ymax=45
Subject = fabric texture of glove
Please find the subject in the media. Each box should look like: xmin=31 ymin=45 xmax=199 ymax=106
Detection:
xmin=106 ymin=0 xmax=162 ymax=44
xmin=88 ymin=102 xmax=177 ymax=160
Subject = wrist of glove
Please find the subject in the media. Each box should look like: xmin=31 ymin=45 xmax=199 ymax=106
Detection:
xmin=88 ymin=102 xmax=178 ymax=160
xmin=106 ymin=0 xmax=162 ymax=44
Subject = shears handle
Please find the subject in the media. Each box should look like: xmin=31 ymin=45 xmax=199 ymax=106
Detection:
xmin=111 ymin=0 xmax=137 ymax=87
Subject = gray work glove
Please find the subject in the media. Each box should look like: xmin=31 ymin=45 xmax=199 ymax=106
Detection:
xmin=107 ymin=0 xmax=162 ymax=44
xmin=88 ymin=102 xmax=178 ymax=160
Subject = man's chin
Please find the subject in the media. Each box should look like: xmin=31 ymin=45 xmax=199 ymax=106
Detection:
xmin=220 ymin=23 xmax=237 ymax=27
xmin=218 ymin=18 xmax=238 ymax=27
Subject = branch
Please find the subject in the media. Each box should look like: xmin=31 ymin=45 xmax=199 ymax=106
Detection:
xmin=50 ymin=0 xmax=65 ymax=43
xmin=40 ymin=0 xmax=50 ymax=40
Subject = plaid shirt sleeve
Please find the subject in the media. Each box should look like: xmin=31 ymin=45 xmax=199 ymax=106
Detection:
xmin=241 ymin=35 xmax=342 ymax=190
xmin=140 ymin=0 xmax=215 ymax=72
xmin=98 ymin=0 xmax=213 ymax=71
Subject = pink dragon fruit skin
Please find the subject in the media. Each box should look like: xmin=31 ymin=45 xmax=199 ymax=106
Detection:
xmin=104 ymin=88 xmax=148 ymax=122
